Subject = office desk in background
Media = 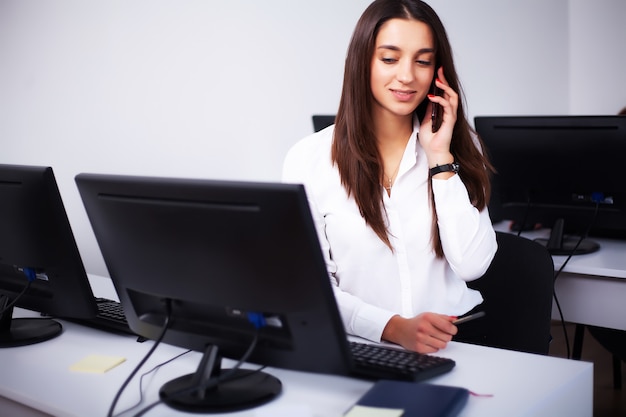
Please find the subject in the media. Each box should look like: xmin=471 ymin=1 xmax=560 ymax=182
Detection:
xmin=0 ymin=275 xmax=593 ymax=417
xmin=494 ymin=221 xmax=626 ymax=332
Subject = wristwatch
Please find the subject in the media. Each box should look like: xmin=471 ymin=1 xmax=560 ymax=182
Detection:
xmin=429 ymin=162 xmax=460 ymax=177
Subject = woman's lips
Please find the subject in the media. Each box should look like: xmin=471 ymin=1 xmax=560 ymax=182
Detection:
xmin=391 ymin=89 xmax=416 ymax=101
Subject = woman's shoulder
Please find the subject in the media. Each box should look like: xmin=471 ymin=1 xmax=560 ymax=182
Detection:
xmin=282 ymin=125 xmax=334 ymax=181
xmin=287 ymin=125 xmax=334 ymax=157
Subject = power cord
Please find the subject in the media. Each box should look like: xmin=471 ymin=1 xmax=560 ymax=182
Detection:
xmin=551 ymin=202 xmax=600 ymax=359
xmin=0 ymin=267 xmax=37 ymax=317
xmin=112 ymin=349 xmax=192 ymax=416
xmin=107 ymin=299 xmax=173 ymax=417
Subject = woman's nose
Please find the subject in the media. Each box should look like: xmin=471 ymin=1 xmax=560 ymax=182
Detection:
xmin=396 ymin=61 xmax=414 ymax=83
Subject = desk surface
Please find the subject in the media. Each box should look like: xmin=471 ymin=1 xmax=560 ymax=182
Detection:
xmin=494 ymin=221 xmax=626 ymax=279
xmin=0 ymin=277 xmax=593 ymax=417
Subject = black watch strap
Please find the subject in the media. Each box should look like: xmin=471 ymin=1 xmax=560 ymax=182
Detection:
xmin=429 ymin=162 xmax=459 ymax=177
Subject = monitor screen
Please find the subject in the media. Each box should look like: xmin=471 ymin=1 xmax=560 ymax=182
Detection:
xmin=475 ymin=115 xmax=626 ymax=255
xmin=0 ymin=164 xmax=97 ymax=347
xmin=75 ymin=173 xmax=355 ymax=412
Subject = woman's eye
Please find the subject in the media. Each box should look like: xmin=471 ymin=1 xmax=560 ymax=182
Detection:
xmin=381 ymin=57 xmax=397 ymax=64
xmin=416 ymin=60 xmax=432 ymax=66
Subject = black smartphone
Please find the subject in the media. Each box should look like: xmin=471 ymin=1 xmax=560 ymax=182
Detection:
xmin=453 ymin=311 xmax=486 ymax=325
xmin=430 ymin=75 xmax=443 ymax=133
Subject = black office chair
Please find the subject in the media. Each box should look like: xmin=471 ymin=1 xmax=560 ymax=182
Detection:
xmin=456 ymin=231 xmax=555 ymax=355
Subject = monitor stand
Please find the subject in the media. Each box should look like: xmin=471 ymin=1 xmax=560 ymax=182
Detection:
xmin=159 ymin=344 xmax=282 ymax=413
xmin=534 ymin=218 xmax=600 ymax=256
xmin=0 ymin=301 xmax=63 ymax=347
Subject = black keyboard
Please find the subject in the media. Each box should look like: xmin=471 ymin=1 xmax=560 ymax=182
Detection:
xmin=94 ymin=297 xmax=133 ymax=332
xmin=349 ymin=341 xmax=455 ymax=381
xmin=67 ymin=297 xmax=137 ymax=337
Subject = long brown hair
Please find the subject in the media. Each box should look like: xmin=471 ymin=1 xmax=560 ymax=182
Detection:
xmin=331 ymin=0 xmax=494 ymax=257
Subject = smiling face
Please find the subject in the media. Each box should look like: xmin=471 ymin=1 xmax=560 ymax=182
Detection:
xmin=370 ymin=18 xmax=436 ymax=123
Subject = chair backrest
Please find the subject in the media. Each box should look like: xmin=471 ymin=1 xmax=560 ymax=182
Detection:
xmin=462 ymin=231 xmax=555 ymax=355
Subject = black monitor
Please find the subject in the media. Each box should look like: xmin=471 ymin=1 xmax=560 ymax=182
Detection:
xmin=0 ymin=164 xmax=97 ymax=347
xmin=75 ymin=173 xmax=356 ymax=413
xmin=475 ymin=115 xmax=626 ymax=255
xmin=312 ymin=114 xmax=335 ymax=132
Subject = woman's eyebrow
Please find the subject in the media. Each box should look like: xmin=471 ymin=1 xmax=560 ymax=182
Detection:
xmin=377 ymin=44 xmax=401 ymax=51
xmin=376 ymin=45 xmax=435 ymax=54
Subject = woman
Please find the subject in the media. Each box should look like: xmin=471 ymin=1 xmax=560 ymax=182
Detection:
xmin=282 ymin=0 xmax=497 ymax=354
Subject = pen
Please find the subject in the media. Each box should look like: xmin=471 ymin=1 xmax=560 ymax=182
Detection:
xmin=453 ymin=311 xmax=486 ymax=325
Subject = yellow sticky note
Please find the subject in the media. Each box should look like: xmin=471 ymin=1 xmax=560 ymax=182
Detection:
xmin=344 ymin=405 xmax=404 ymax=417
xmin=70 ymin=354 xmax=126 ymax=373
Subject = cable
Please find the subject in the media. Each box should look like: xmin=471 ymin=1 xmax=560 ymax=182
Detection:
xmin=516 ymin=198 xmax=600 ymax=359
xmin=551 ymin=232 xmax=585 ymax=360
xmin=551 ymin=202 xmax=600 ymax=359
xmin=0 ymin=268 xmax=37 ymax=317
xmin=107 ymin=299 xmax=173 ymax=417
xmin=0 ymin=281 xmax=32 ymax=317
xmin=515 ymin=197 xmax=534 ymax=237
xmin=552 ymin=288 xmax=570 ymax=359
xmin=112 ymin=349 xmax=192 ymax=416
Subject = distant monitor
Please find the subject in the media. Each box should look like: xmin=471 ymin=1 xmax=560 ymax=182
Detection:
xmin=75 ymin=173 xmax=358 ymax=413
xmin=0 ymin=164 xmax=97 ymax=347
xmin=475 ymin=115 xmax=626 ymax=255
xmin=312 ymin=114 xmax=335 ymax=132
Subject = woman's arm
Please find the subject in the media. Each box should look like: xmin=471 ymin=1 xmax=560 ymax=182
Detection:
xmin=433 ymin=175 xmax=498 ymax=280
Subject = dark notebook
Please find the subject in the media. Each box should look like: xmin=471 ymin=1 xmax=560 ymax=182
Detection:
xmin=345 ymin=380 xmax=469 ymax=417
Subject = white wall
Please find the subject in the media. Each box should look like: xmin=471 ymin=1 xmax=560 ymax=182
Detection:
xmin=569 ymin=0 xmax=626 ymax=114
xmin=0 ymin=0 xmax=624 ymax=277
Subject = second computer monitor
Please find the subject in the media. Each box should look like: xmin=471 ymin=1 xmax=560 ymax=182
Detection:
xmin=75 ymin=173 xmax=354 ymax=412
xmin=0 ymin=164 xmax=97 ymax=347
xmin=475 ymin=115 xmax=626 ymax=254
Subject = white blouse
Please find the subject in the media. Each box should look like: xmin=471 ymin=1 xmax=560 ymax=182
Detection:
xmin=281 ymin=121 xmax=497 ymax=343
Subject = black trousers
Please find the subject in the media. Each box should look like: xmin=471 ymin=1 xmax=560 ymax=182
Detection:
xmin=452 ymin=303 xmax=489 ymax=346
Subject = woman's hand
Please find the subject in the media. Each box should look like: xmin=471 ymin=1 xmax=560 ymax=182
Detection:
xmin=419 ymin=67 xmax=458 ymax=169
xmin=382 ymin=312 xmax=458 ymax=353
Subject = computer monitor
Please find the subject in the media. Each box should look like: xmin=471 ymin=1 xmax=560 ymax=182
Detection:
xmin=0 ymin=164 xmax=97 ymax=347
xmin=75 ymin=173 xmax=356 ymax=413
xmin=312 ymin=114 xmax=335 ymax=132
xmin=475 ymin=115 xmax=626 ymax=255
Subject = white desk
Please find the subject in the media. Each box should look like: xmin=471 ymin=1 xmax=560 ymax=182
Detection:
xmin=0 ymin=277 xmax=593 ymax=417
xmin=494 ymin=222 xmax=626 ymax=331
